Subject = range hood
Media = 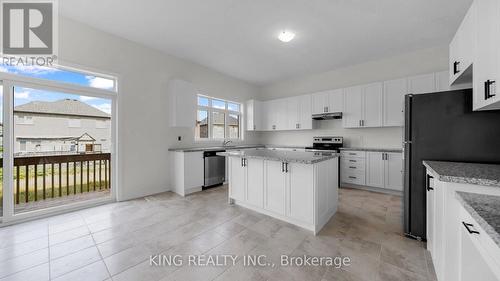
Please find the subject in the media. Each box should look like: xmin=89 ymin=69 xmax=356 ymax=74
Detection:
xmin=312 ymin=112 xmax=342 ymax=120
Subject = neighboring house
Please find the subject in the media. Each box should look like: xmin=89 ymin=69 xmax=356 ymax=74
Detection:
xmin=197 ymin=113 xmax=239 ymax=139
xmin=14 ymin=99 xmax=111 ymax=155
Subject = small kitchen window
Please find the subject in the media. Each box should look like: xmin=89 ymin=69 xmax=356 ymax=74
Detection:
xmin=196 ymin=95 xmax=242 ymax=140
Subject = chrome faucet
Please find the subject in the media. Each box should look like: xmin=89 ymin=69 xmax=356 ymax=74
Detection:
xmin=222 ymin=140 xmax=232 ymax=146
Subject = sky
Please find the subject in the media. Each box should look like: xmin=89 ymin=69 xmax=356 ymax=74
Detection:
xmin=0 ymin=65 xmax=113 ymax=114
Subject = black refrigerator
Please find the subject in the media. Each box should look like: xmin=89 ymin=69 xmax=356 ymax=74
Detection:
xmin=403 ymin=89 xmax=500 ymax=240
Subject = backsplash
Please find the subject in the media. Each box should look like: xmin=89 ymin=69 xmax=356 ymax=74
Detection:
xmin=259 ymin=120 xmax=403 ymax=149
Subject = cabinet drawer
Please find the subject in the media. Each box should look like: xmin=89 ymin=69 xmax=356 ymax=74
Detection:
xmin=460 ymin=205 xmax=500 ymax=270
xmin=341 ymin=160 xmax=365 ymax=171
xmin=341 ymin=157 xmax=365 ymax=166
xmin=341 ymin=170 xmax=366 ymax=185
xmin=340 ymin=150 xmax=366 ymax=158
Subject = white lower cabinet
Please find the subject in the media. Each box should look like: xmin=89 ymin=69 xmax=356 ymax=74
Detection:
xmin=229 ymin=157 xmax=246 ymax=202
xmin=366 ymin=152 xmax=385 ymax=188
xmin=246 ymin=159 xmax=264 ymax=207
xmin=264 ymin=160 xmax=287 ymax=215
xmin=341 ymin=150 xmax=403 ymax=192
xmin=228 ymin=156 xmax=338 ymax=233
xmin=384 ymin=152 xmax=403 ymax=191
xmin=458 ymin=205 xmax=500 ymax=281
xmin=172 ymin=151 xmax=204 ymax=196
xmin=288 ymin=163 xmax=314 ymax=224
xmin=425 ymin=171 xmax=500 ymax=281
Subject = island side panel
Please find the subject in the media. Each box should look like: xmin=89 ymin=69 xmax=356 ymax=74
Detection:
xmin=314 ymin=158 xmax=339 ymax=234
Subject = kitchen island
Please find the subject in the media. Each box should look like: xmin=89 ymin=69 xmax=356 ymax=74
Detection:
xmin=218 ymin=149 xmax=339 ymax=234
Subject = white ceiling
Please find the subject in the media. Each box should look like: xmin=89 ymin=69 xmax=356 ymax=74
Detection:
xmin=60 ymin=0 xmax=472 ymax=85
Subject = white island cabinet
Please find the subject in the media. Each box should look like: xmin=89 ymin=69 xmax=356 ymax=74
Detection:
xmin=223 ymin=150 xmax=339 ymax=234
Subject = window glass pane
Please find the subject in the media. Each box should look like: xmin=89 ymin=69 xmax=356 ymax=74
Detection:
xmin=228 ymin=114 xmax=240 ymax=139
xmin=13 ymin=86 xmax=112 ymax=214
xmin=228 ymin=102 xmax=240 ymax=112
xmin=196 ymin=110 xmax=208 ymax=139
xmin=197 ymin=96 xmax=209 ymax=107
xmin=212 ymin=99 xmax=226 ymax=109
xmin=0 ymin=66 xmax=116 ymax=91
xmin=212 ymin=112 xmax=225 ymax=139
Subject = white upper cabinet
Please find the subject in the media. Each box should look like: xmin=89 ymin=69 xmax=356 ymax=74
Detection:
xmin=312 ymin=89 xmax=343 ymax=115
xmin=343 ymin=83 xmax=383 ymax=128
xmin=246 ymin=99 xmax=262 ymax=131
xmin=383 ymin=78 xmax=407 ymax=127
xmin=362 ymin=82 xmax=383 ymax=128
xmin=168 ymin=79 xmax=197 ymax=128
xmin=435 ymin=71 xmax=451 ymax=92
xmin=450 ymin=2 xmax=476 ymax=85
xmin=298 ymin=95 xmax=313 ymax=130
xmin=286 ymin=97 xmax=300 ymax=130
xmin=473 ymin=0 xmax=500 ymax=110
xmin=343 ymin=85 xmax=364 ymax=128
xmin=449 ymin=0 xmax=500 ymax=111
xmin=328 ymin=89 xmax=344 ymax=113
xmin=312 ymin=91 xmax=330 ymax=114
xmin=408 ymin=73 xmax=436 ymax=95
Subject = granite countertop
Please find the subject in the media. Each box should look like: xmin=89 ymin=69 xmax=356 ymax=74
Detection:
xmin=423 ymin=161 xmax=500 ymax=187
xmin=217 ymin=149 xmax=339 ymax=164
xmin=168 ymin=145 xmax=265 ymax=152
xmin=456 ymin=191 xmax=500 ymax=247
xmin=339 ymin=147 xmax=403 ymax=153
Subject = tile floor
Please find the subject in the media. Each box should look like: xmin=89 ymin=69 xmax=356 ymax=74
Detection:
xmin=0 ymin=186 xmax=437 ymax=281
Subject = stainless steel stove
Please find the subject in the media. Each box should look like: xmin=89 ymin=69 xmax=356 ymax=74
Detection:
xmin=305 ymin=136 xmax=343 ymax=152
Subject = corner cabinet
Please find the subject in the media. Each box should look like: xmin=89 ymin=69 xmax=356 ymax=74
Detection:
xmin=473 ymin=0 xmax=500 ymax=110
xmin=450 ymin=0 xmax=500 ymax=111
xmin=424 ymin=169 xmax=500 ymax=281
xmin=168 ymin=79 xmax=197 ymax=128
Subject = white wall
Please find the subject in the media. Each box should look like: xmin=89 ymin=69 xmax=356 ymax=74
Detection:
xmin=59 ymin=18 xmax=260 ymax=200
xmin=258 ymin=46 xmax=450 ymax=148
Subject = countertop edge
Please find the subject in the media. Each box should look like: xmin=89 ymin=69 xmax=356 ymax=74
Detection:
xmin=455 ymin=192 xmax=500 ymax=248
xmin=218 ymin=152 xmax=339 ymax=164
xmin=423 ymin=161 xmax=500 ymax=188
xmin=339 ymin=147 xmax=403 ymax=153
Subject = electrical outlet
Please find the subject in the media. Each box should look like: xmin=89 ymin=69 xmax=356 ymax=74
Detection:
xmin=178 ymin=136 xmax=181 ymax=141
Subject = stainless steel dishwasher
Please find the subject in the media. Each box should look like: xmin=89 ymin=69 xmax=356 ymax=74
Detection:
xmin=203 ymin=150 xmax=226 ymax=188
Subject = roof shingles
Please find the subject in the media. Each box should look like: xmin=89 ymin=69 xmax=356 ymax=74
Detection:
xmin=14 ymin=99 xmax=110 ymax=118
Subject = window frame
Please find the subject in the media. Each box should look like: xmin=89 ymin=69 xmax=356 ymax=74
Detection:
xmin=196 ymin=95 xmax=242 ymax=141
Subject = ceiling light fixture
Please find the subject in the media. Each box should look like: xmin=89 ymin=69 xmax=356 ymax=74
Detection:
xmin=278 ymin=31 xmax=295 ymax=42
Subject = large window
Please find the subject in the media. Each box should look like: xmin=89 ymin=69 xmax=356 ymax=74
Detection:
xmin=196 ymin=95 xmax=241 ymax=140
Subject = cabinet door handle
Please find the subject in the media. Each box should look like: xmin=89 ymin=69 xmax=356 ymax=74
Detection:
xmin=285 ymin=162 xmax=289 ymax=173
xmin=349 ymin=160 xmax=357 ymax=162
xmin=326 ymin=106 xmax=329 ymax=112
xmin=462 ymin=222 xmax=480 ymax=234
xmin=359 ymin=120 xmax=361 ymax=127
xmin=241 ymin=158 xmax=244 ymax=167
xmin=485 ymin=80 xmax=496 ymax=100
xmin=349 ymin=153 xmax=356 ymax=156
xmin=349 ymin=166 xmax=356 ymax=169
xmin=281 ymin=162 xmax=285 ymax=172
xmin=348 ymin=176 xmax=357 ymax=179
xmin=453 ymin=61 xmax=460 ymax=75
xmin=426 ymin=174 xmax=434 ymax=191
xmin=253 ymin=125 xmax=256 ymax=130
xmin=244 ymin=158 xmax=247 ymax=167
xmin=362 ymin=120 xmax=365 ymax=126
